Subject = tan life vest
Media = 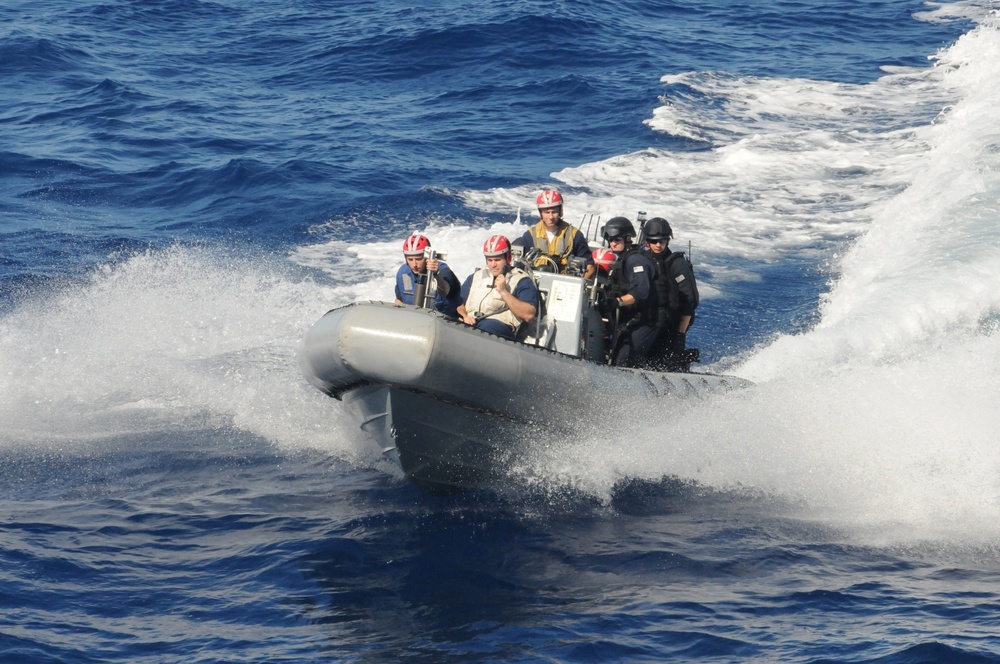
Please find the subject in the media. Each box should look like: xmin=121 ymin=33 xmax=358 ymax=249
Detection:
xmin=464 ymin=266 xmax=531 ymax=330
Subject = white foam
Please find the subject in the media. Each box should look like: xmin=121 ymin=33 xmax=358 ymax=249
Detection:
xmin=541 ymin=329 xmax=1000 ymax=543
xmin=742 ymin=18 xmax=1000 ymax=379
xmin=0 ymin=246 xmax=359 ymax=457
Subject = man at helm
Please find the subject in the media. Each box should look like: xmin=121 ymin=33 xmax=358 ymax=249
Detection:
xmin=519 ymin=188 xmax=595 ymax=278
xmin=394 ymin=233 xmax=462 ymax=318
xmin=457 ymin=235 xmax=539 ymax=340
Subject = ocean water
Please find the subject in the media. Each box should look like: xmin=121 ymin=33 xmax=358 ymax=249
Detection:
xmin=3 ymin=0 xmax=1000 ymax=661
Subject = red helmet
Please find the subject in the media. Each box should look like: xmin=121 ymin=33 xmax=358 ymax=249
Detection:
xmin=483 ymin=235 xmax=512 ymax=263
xmin=536 ymin=189 xmax=563 ymax=210
xmin=592 ymin=247 xmax=617 ymax=273
xmin=402 ymin=234 xmax=430 ymax=255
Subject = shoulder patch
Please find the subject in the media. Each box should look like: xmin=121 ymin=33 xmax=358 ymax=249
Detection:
xmin=632 ymin=265 xmax=644 ymax=273
xmin=675 ymin=274 xmax=685 ymax=283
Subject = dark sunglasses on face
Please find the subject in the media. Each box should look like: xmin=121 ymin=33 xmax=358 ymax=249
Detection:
xmin=647 ymin=238 xmax=668 ymax=245
xmin=607 ymin=236 xmax=625 ymax=243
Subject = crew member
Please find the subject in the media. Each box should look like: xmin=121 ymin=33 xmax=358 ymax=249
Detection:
xmin=602 ymin=216 xmax=657 ymax=367
xmin=394 ymin=234 xmax=462 ymax=318
xmin=519 ymin=189 xmax=595 ymax=278
xmin=641 ymin=217 xmax=700 ymax=371
xmin=457 ymin=235 xmax=539 ymax=340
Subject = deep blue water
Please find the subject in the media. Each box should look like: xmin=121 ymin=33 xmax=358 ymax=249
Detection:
xmin=4 ymin=0 xmax=1000 ymax=661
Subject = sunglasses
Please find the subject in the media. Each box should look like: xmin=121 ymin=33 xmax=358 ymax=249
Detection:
xmin=607 ymin=236 xmax=625 ymax=243
xmin=647 ymin=238 xmax=668 ymax=245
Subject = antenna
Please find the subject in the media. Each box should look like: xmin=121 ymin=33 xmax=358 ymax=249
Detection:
xmin=583 ymin=214 xmax=596 ymax=242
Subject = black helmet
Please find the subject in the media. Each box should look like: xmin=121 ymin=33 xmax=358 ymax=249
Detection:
xmin=603 ymin=216 xmax=636 ymax=242
xmin=643 ymin=217 xmax=673 ymax=241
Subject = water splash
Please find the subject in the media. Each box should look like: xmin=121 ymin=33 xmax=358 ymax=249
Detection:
xmin=0 ymin=244 xmax=358 ymax=457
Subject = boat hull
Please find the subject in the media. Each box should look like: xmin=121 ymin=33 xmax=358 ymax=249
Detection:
xmin=343 ymin=384 xmax=523 ymax=494
xmin=300 ymin=301 xmax=752 ymax=494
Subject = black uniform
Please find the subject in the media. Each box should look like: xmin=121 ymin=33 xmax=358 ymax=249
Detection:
xmin=641 ymin=247 xmax=699 ymax=371
xmin=608 ymin=247 xmax=657 ymax=368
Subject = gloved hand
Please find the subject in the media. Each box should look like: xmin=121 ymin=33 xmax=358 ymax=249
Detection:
xmin=672 ymin=331 xmax=686 ymax=354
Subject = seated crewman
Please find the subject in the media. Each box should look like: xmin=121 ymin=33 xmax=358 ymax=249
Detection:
xmin=457 ymin=235 xmax=539 ymax=340
xmin=394 ymin=233 xmax=462 ymax=318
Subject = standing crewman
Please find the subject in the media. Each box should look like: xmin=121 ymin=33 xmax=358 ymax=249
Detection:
xmin=602 ymin=216 xmax=657 ymax=367
xmin=520 ymin=189 xmax=595 ymax=278
xmin=640 ymin=217 xmax=700 ymax=371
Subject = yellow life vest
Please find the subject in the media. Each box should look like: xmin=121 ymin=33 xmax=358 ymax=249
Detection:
xmin=528 ymin=220 xmax=578 ymax=270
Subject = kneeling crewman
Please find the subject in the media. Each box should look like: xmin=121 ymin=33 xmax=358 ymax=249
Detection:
xmin=395 ymin=233 xmax=463 ymax=318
